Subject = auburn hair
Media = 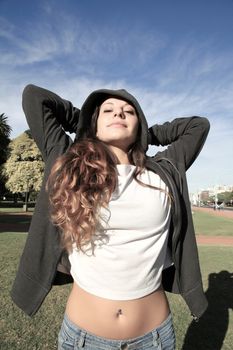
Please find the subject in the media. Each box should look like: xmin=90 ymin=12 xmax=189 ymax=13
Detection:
xmin=46 ymin=106 xmax=149 ymax=252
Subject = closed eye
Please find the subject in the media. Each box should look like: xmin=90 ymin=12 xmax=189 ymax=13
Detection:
xmin=124 ymin=110 xmax=135 ymax=115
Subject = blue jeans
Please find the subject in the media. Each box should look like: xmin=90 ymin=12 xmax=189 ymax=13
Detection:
xmin=58 ymin=313 xmax=176 ymax=349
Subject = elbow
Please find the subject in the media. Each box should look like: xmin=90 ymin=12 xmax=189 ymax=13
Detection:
xmin=193 ymin=116 xmax=210 ymax=135
xmin=22 ymin=84 xmax=43 ymax=113
xmin=201 ymin=117 xmax=210 ymax=136
xmin=22 ymin=84 xmax=37 ymax=101
xmin=202 ymin=117 xmax=210 ymax=131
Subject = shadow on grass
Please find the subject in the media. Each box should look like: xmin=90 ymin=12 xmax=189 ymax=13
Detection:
xmin=182 ymin=270 xmax=233 ymax=350
xmin=0 ymin=212 xmax=32 ymax=233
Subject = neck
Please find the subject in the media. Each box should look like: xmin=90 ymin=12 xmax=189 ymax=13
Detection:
xmin=108 ymin=145 xmax=130 ymax=164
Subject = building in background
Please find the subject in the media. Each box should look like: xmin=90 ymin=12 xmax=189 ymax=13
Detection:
xmin=190 ymin=185 xmax=233 ymax=206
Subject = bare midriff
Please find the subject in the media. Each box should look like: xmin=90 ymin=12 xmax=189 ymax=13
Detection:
xmin=65 ymin=282 xmax=170 ymax=339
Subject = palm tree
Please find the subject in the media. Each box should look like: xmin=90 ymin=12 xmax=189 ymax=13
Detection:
xmin=0 ymin=113 xmax=11 ymax=137
xmin=0 ymin=113 xmax=12 ymax=161
xmin=0 ymin=113 xmax=12 ymax=196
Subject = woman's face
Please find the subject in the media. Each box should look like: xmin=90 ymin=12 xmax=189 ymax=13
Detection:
xmin=96 ymin=98 xmax=139 ymax=152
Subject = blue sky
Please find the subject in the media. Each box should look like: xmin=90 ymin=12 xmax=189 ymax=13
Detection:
xmin=0 ymin=0 xmax=233 ymax=193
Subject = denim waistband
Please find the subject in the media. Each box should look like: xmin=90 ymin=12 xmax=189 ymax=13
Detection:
xmin=61 ymin=312 xmax=173 ymax=349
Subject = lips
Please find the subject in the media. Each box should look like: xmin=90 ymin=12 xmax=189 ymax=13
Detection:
xmin=108 ymin=122 xmax=127 ymax=128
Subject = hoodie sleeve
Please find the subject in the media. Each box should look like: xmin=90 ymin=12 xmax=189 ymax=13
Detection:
xmin=22 ymin=84 xmax=80 ymax=161
xmin=148 ymin=116 xmax=210 ymax=170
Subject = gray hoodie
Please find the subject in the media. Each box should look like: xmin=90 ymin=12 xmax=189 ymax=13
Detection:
xmin=11 ymin=84 xmax=210 ymax=320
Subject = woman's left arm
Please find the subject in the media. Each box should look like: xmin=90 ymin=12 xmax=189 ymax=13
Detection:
xmin=148 ymin=116 xmax=210 ymax=170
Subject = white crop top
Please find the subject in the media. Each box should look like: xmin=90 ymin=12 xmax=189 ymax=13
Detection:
xmin=69 ymin=164 xmax=172 ymax=300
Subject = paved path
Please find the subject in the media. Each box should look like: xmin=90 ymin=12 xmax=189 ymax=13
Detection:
xmin=0 ymin=211 xmax=32 ymax=233
xmin=196 ymin=235 xmax=233 ymax=246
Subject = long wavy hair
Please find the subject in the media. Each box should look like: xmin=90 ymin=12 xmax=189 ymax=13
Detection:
xmin=46 ymin=106 xmax=148 ymax=252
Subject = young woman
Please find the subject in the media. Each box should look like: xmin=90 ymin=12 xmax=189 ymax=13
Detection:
xmin=11 ymin=84 xmax=210 ymax=350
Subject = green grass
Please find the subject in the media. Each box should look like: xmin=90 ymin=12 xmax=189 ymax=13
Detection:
xmin=169 ymin=246 xmax=233 ymax=350
xmin=192 ymin=210 xmax=233 ymax=236
xmin=0 ymin=201 xmax=35 ymax=213
xmin=0 ymin=207 xmax=26 ymax=213
xmin=0 ymin=233 xmax=232 ymax=350
xmin=0 ymin=233 xmax=70 ymax=350
xmin=0 ymin=207 xmax=34 ymax=213
xmin=1 ymin=205 xmax=232 ymax=236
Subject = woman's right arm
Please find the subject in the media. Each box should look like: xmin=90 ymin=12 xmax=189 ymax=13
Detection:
xmin=22 ymin=84 xmax=80 ymax=161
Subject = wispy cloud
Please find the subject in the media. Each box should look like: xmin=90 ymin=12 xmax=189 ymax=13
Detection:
xmin=0 ymin=18 xmax=64 ymax=65
xmin=0 ymin=9 xmax=165 ymax=70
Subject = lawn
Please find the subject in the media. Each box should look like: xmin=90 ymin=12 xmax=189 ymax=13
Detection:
xmin=0 ymin=201 xmax=35 ymax=213
xmin=0 ymin=233 xmax=232 ymax=350
xmin=1 ymin=205 xmax=233 ymax=236
xmin=192 ymin=210 xmax=233 ymax=236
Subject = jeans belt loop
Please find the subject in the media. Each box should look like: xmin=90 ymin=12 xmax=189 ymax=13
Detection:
xmin=77 ymin=330 xmax=86 ymax=348
xmin=152 ymin=329 xmax=161 ymax=347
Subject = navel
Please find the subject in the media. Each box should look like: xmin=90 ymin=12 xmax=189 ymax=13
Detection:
xmin=116 ymin=308 xmax=123 ymax=317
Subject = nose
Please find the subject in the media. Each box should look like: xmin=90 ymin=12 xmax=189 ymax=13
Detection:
xmin=114 ymin=108 xmax=125 ymax=119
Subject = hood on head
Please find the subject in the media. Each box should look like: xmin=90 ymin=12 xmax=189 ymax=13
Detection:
xmin=76 ymin=88 xmax=149 ymax=151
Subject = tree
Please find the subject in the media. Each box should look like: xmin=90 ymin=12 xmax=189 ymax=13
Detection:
xmin=217 ymin=191 xmax=233 ymax=205
xmin=0 ymin=113 xmax=12 ymax=196
xmin=3 ymin=130 xmax=44 ymax=210
xmin=0 ymin=113 xmax=11 ymax=152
